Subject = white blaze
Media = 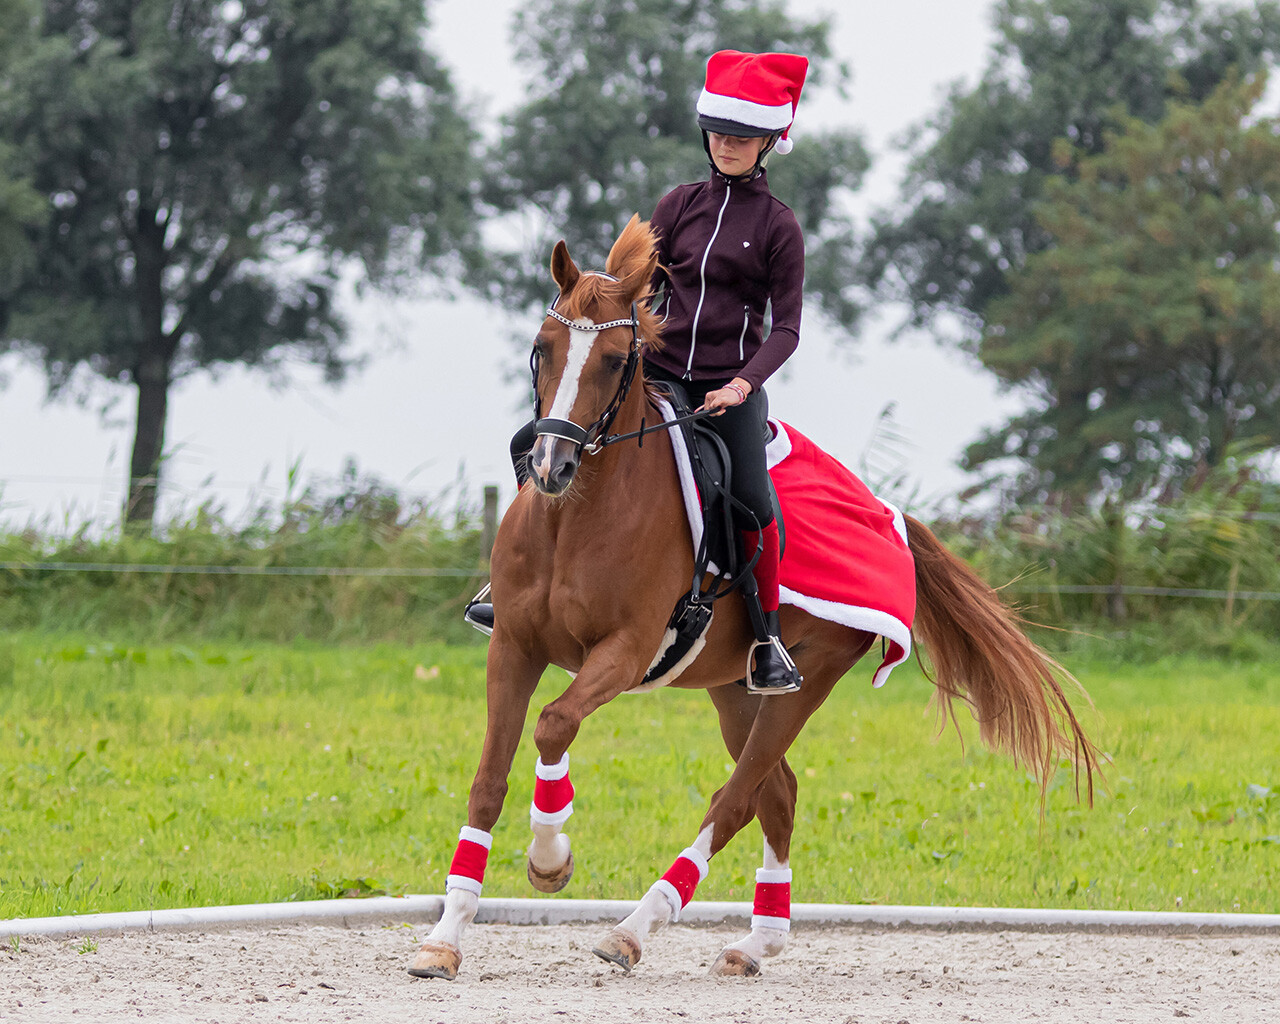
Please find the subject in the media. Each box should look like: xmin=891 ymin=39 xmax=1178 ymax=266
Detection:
xmin=546 ymin=319 xmax=600 ymax=422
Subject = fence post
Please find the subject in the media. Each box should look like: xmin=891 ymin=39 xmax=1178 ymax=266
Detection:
xmin=482 ymin=485 xmax=499 ymax=561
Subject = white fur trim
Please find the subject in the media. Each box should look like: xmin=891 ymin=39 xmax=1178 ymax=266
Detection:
xmin=697 ymin=89 xmax=793 ymax=131
xmin=535 ymin=753 xmax=570 ymax=781
xmin=751 ymin=914 xmax=792 ymax=932
xmin=652 ymin=879 xmax=684 ymax=922
xmin=755 ymin=867 xmax=792 ymax=885
xmin=529 ymin=801 xmax=574 ymax=827
xmin=764 ymin=419 xmax=793 ymax=468
xmin=457 ymin=826 xmax=493 ymax=850
xmin=779 ymin=585 xmax=912 ymax=687
xmin=445 ymin=874 xmax=483 ymax=896
xmin=881 ymin=498 xmax=909 ymax=546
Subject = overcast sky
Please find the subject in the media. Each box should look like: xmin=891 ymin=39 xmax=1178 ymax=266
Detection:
xmin=0 ymin=0 xmax=1013 ymax=532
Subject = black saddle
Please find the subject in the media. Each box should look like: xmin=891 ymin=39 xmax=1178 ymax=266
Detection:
xmin=639 ymin=381 xmax=784 ymax=684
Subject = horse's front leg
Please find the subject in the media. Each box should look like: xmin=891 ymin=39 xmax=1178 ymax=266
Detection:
xmin=409 ymin=640 xmax=545 ymax=981
xmin=524 ymin=632 xmax=653 ymax=898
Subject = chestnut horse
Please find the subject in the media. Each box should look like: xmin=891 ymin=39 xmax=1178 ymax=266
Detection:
xmin=410 ymin=216 xmax=1097 ymax=981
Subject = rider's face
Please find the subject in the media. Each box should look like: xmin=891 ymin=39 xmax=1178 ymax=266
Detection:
xmin=708 ymin=132 xmax=769 ymax=176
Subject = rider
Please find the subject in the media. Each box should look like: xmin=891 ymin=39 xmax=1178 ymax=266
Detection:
xmin=466 ymin=49 xmax=808 ymax=695
xmin=643 ymin=49 xmax=808 ymax=694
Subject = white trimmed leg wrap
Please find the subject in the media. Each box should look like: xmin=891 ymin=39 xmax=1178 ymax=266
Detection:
xmin=444 ymin=826 xmax=492 ymax=897
xmin=751 ymin=865 xmax=792 ymax=932
xmin=530 ymin=752 xmax=574 ymax=826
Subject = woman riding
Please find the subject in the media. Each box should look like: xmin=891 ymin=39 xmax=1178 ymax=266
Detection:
xmin=642 ymin=49 xmax=809 ymax=693
xmin=468 ymin=49 xmax=809 ymax=695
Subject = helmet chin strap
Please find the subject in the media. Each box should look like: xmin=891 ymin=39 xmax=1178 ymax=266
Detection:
xmin=701 ymin=130 xmax=779 ymax=180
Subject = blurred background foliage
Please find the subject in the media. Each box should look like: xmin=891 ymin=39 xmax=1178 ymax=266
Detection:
xmin=3 ymin=1 xmax=1280 ymax=656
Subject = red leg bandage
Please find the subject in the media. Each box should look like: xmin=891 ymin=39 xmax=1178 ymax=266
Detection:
xmin=654 ymin=846 xmax=710 ymax=920
xmin=531 ymin=753 xmax=575 ymax=826
xmin=752 ymin=867 xmax=792 ymax=931
xmin=445 ymin=826 xmax=492 ymax=896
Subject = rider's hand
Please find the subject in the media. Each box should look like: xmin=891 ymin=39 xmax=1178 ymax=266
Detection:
xmin=699 ymin=378 xmax=752 ymax=416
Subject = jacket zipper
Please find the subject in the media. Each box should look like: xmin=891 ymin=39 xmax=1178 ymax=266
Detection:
xmin=737 ymin=305 xmax=750 ymax=362
xmin=685 ymin=183 xmax=733 ymax=380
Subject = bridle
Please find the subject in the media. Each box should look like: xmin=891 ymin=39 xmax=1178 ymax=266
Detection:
xmin=527 ymin=286 xmax=763 ymax=601
xmin=530 ymin=298 xmax=642 ymax=458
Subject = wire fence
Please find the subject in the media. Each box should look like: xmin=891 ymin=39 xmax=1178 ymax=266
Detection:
xmin=4 ymin=560 xmax=1280 ymax=602
xmin=0 ymin=561 xmax=480 ymax=578
xmin=1008 ymin=583 xmax=1280 ymax=602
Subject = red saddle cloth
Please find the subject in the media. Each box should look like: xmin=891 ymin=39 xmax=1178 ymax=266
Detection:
xmin=767 ymin=421 xmax=916 ymax=687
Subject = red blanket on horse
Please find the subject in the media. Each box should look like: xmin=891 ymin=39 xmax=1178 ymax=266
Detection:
xmin=766 ymin=421 xmax=915 ymax=687
xmin=660 ymin=397 xmax=916 ymax=687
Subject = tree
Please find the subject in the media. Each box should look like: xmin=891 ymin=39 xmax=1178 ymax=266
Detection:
xmin=860 ymin=0 xmax=1280 ymax=340
xmin=0 ymin=3 xmax=42 ymax=294
xmin=0 ymin=0 xmax=482 ymax=528
xmin=965 ymin=74 xmax=1280 ymax=506
xmin=476 ymin=0 xmax=870 ymax=328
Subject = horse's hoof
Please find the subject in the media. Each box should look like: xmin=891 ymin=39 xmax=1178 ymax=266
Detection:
xmin=592 ymin=928 xmax=642 ymax=972
xmin=408 ymin=940 xmax=461 ymax=980
xmin=709 ymin=948 xmax=761 ymax=977
xmin=527 ymin=851 xmax=574 ymax=893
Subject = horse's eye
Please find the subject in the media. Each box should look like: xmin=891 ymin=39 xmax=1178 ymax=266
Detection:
xmin=604 ymin=353 xmax=627 ymax=374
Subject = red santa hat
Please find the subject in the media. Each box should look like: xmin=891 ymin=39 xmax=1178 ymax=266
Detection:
xmin=696 ymin=50 xmax=809 ymax=155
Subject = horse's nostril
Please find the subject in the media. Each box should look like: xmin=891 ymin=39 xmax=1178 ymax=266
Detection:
xmin=551 ymin=460 xmax=579 ymax=492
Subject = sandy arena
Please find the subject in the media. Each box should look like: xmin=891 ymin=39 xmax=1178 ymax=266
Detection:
xmin=3 ymin=918 xmax=1278 ymax=1023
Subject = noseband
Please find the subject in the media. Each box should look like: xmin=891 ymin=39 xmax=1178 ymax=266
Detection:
xmin=531 ymin=301 xmax=641 ymax=457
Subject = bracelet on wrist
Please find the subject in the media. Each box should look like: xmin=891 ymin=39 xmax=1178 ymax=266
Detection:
xmin=726 ymin=383 xmax=748 ymax=405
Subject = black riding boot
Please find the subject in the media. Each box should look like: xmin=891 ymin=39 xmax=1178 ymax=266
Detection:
xmin=740 ymin=577 xmax=801 ymax=694
xmin=462 ymin=423 xmax=538 ymax=635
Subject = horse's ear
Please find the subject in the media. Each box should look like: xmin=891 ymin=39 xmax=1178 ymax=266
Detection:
xmin=551 ymin=240 xmax=580 ymax=295
xmin=612 ymin=214 xmax=659 ymax=302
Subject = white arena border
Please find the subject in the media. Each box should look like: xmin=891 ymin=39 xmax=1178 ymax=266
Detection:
xmin=5 ymin=896 xmax=1280 ymax=940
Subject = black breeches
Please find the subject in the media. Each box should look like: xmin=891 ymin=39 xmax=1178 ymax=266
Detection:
xmin=645 ymin=366 xmax=775 ymax=530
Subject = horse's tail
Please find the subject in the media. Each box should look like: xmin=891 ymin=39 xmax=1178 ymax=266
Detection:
xmin=905 ymin=514 xmax=1100 ymax=804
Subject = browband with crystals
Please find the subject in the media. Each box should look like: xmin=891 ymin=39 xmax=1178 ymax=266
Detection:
xmin=545 ymin=306 xmax=638 ymax=332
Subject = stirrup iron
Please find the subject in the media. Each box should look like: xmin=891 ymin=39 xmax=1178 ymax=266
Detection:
xmin=745 ymin=634 xmax=802 ymax=695
xmin=464 ymin=582 xmax=495 ymax=636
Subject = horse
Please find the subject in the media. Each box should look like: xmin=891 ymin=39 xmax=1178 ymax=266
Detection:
xmin=410 ymin=215 xmax=1099 ymax=981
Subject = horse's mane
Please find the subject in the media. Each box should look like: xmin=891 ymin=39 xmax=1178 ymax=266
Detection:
xmin=561 ymin=217 xmax=665 ymax=351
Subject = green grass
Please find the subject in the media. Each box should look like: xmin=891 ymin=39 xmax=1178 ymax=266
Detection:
xmin=1 ymin=632 xmax=1278 ymax=921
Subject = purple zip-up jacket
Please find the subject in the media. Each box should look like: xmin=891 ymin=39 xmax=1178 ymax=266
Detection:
xmin=646 ymin=166 xmax=804 ymax=393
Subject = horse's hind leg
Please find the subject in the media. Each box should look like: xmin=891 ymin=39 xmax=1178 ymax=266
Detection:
xmin=702 ymin=682 xmax=798 ymax=977
xmin=595 ymin=637 xmax=863 ymax=974
xmin=712 ymin=633 xmax=876 ymax=976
